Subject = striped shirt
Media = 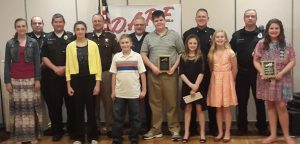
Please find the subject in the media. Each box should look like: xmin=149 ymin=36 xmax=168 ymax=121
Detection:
xmin=110 ymin=50 xmax=146 ymax=98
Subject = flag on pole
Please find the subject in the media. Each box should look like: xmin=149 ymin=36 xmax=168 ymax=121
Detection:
xmin=98 ymin=0 xmax=110 ymax=31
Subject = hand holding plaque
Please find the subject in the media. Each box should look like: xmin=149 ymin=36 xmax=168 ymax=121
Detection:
xmin=261 ymin=60 xmax=276 ymax=78
xmin=158 ymin=55 xmax=170 ymax=72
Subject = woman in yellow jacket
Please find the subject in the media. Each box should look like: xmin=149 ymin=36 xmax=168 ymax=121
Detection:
xmin=65 ymin=21 xmax=101 ymax=144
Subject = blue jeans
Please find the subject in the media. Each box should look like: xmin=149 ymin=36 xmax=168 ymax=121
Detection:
xmin=112 ymin=98 xmax=141 ymax=142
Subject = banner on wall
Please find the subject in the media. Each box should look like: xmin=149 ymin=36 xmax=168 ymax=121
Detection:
xmin=107 ymin=4 xmax=181 ymax=37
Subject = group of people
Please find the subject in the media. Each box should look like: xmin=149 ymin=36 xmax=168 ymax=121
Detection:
xmin=3 ymin=7 xmax=296 ymax=144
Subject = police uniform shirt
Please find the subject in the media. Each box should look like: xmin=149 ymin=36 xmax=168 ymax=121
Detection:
xmin=183 ymin=27 xmax=215 ymax=59
xmin=27 ymin=32 xmax=48 ymax=50
xmin=41 ymin=31 xmax=73 ymax=67
xmin=129 ymin=32 xmax=149 ymax=53
xmin=230 ymin=27 xmax=264 ymax=72
xmin=87 ymin=31 xmax=121 ymax=71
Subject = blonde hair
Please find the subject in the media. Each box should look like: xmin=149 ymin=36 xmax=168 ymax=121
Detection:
xmin=207 ymin=29 xmax=232 ymax=71
xmin=182 ymin=34 xmax=203 ymax=63
xmin=119 ymin=34 xmax=132 ymax=42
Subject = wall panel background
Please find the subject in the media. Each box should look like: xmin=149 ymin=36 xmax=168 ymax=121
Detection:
xmin=236 ymin=0 xmax=292 ymax=40
xmin=77 ymin=0 xmax=99 ymax=32
xmin=0 ymin=0 xmax=26 ymax=130
xmin=182 ymin=0 xmax=235 ymax=37
xmin=25 ymin=0 xmax=77 ymax=33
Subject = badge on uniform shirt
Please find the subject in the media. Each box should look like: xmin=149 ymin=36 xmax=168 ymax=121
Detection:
xmin=105 ymin=38 xmax=109 ymax=47
xmin=64 ymin=35 xmax=68 ymax=40
xmin=257 ymin=33 xmax=263 ymax=38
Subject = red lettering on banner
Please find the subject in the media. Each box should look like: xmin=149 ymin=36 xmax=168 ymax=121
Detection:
xmin=127 ymin=12 xmax=143 ymax=31
xmin=110 ymin=6 xmax=175 ymax=34
xmin=163 ymin=6 xmax=174 ymax=22
xmin=111 ymin=17 xmax=127 ymax=33
xmin=144 ymin=8 xmax=156 ymax=25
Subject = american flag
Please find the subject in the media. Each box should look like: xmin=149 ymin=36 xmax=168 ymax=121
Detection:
xmin=98 ymin=0 xmax=110 ymax=31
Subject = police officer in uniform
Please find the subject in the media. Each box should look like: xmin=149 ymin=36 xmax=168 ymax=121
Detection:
xmin=27 ymin=16 xmax=51 ymax=134
xmin=27 ymin=16 xmax=47 ymax=52
xmin=87 ymin=14 xmax=121 ymax=137
xmin=230 ymin=9 xmax=268 ymax=136
xmin=41 ymin=13 xmax=74 ymax=141
xmin=182 ymin=8 xmax=217 ymax=136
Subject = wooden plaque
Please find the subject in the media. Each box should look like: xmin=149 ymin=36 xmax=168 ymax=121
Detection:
xmin=261 ymin=60 xmax=276 ymax=78
xmin=158 ymin=55 xmax=171 ymax=72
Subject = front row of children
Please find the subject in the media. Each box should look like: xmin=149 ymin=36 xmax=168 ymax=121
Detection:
xmin=106 ymin=19 xmax=295 ymax=144
xmin=179 ymin=30 xmax=238 ymax=143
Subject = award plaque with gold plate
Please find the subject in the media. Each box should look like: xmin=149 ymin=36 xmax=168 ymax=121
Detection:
xmin=261 ymin=60 xmax=276 ymax=78
xmin=158 ymin=55 xmax=170 ymax=72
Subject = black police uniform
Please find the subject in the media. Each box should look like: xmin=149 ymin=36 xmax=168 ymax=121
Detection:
xmin=183 ymin=27 xmax=217 ymax=135
xmin=87 ymin=31 xmax=121 ymax=72
xmin=41 ymin=31 xmax=75 ymax=140
xmin=27 ymin=31 xmax=50 ymax=133
xmin=230 ymin=27 xmax=268 ymax=134
xmin=27 ymin=32 xmax=48 ymax=51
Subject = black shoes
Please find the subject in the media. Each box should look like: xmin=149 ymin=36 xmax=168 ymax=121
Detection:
xmin=258 ymin=129 xmax=270 ymax=136
xmin=43 ymin=127 xmax=53 ymax=136
xmin=237 ymin=128 xmax=249 ymax=136
xmin=208 ymin=129 xmax=218 ymax=136
xmin=130 ymin=140 xmax=138 ymax=144
xmin=112 ymin=139 xmax=122 ymax=144
xmin=106 ymin=131 xmax=112 ymax=138
xmin=52 ymin=132 xmax=64 ymax=141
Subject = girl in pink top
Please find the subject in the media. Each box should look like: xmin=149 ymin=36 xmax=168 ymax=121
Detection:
xmin=253 ymin=19 xmax=295 ymax=144
xmin=207 ymin=30 xmax=238 ymax=142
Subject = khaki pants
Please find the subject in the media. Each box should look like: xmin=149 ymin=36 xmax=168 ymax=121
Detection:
xmin=95 ymin=71 xmax=113 ymax=131
xmin=147 ymin=71 xmax=180 ymax=133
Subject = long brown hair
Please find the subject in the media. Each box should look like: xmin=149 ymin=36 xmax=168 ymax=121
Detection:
xmin=263 ymin=18 xmax=286 ymax=50
xmin=182 ymin=34 xmax=203 ymax=62
xmin=207 ymin=29 xmax=231 ymax=71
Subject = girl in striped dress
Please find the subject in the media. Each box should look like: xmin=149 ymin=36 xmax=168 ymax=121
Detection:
xmin=4 ymin=18 xmax=42 ymax=144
